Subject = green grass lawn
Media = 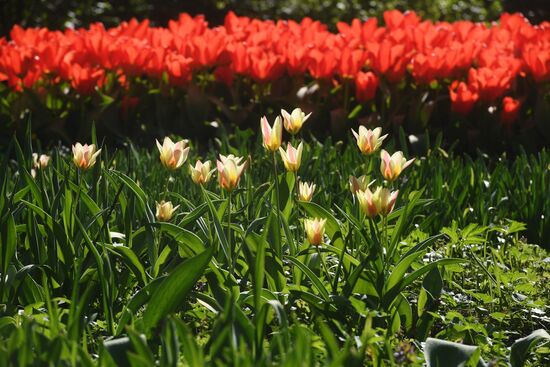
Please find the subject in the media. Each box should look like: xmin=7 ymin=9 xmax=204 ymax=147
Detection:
xmin=0 ymin=129 xmax=549 ymax=366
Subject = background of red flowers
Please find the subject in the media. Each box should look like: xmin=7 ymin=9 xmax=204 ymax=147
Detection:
xmin=0 ymin=2 xmax=549 ymax=153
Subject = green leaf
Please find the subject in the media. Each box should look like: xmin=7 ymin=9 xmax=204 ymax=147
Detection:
xmin=424 ymin=338 xmax=487 ymax=367
xmin=286 ymin=255 xmax=330 ymax=301
xmin=115 ymin=276 xmax=166 ymax=335
xmin=104 ymin=337 xmax=135 ymax=367
xmin=106 ymin=244 xmax=147 ymax=285
xmin=245 ymin=233 xmax=266 ymax=313
xmin=382 ymin=258 xmax=467 ymax=307
xmin=142 ymin=246 xmax=213 ymax=331
xmin=200 ymin=186 xmax=231 ymax=264
xmin=109 ymin=170 xmax=154 ymax=223
xmin=1 ymin=212 xmax=16 ymax=275
xmin=157 ymin=222 xmax=205 ymax=256
xmin=510 ymin=329 xmax=550 ymax=367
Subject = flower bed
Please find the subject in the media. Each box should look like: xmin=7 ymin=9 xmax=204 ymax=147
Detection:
xmin=0 ymin=11 xmax=549 ymax=148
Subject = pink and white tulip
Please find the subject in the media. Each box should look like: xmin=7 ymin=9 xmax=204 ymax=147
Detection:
xmin=156 ymin=137 xmax=190 ymax=170
xmin=156 ymin=200 xmax=179 ymax=222
xmin=298 ymin=182 xmax=316 ymax=202
xmin=380 ymin=149 xmax=415 ymax=181
xmin=190 ymin=160 xmax=215 ymax=185
xmin=351 ymin=126 xmax=387 ymax=155
xmin=217 ymin=154 xmax=246 ymax=191
xmin=72 ymin=143 xmax=101 ymax=170
xmin=304 ymin=218 xmax=327 ymax=246
xmin=281 ymin=108 xmax=311 ymax=135
xmin=356 ymin=187 xmax=399 ymax=217
xmin=279 ymin=142 xmax=303 ymax=172
xmin=261 ymin=116 xmax=283 ymax=152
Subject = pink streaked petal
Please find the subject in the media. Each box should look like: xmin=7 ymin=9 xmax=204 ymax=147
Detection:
xmin=403 ymin=158 xmax=415 ymax=170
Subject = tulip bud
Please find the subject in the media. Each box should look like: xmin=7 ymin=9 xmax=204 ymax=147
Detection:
xmin=190 ymin=160 xmax=215 ymax=185
xmin=156 ymin=200 xmax=179 ymax=222
xmin=351 ymin=126 xmax=387 ymax=155
xmin=32 ymin=153 xmax=51 ymax=170
xmin=156 ymin=137 xmax=190 ymax=170
xmin=217 ymin=154 xmax=246 ymax=192
xmin=304 ymin=218 xmax=327 ymax=246
xmin=72 ymin=143 xmax=101 ymax=170
xmin=380 ymin=149 xmax=415 ymax=182
xmin=298 ymin=182 xmax=316 ymax=201
xmin=281 ymin=108 xmax=311 ymax=135
xmin=356 ymin=187 xmax=398 ymax=217
xmin=261 ymin=116 xmax=283 ymax=151
xmin=279 ymin=142 xmax=303 ymax=172
xmin=349 ymin=175 xmax=370 ymax=195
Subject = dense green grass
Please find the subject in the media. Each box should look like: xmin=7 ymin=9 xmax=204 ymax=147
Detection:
xmin=0 ymin=129 xmax=549 ymax=366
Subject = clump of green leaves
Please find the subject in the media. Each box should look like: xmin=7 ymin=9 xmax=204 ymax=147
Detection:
xmin=0 ymin=127 xmax=548 ymax=366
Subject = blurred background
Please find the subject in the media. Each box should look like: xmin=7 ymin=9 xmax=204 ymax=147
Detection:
xmin=1 ymin=0 xmax=548 ymax=36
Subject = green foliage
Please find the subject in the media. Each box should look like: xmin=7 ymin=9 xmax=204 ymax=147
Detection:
xmin=0 ymin=128 xmax=549 ymax=365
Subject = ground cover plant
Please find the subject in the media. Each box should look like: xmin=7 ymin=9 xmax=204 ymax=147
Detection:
xmin=1 ymin=10 xmax=549 ymax=151
xmin=0 ymin=115 xmax=549 ymax=366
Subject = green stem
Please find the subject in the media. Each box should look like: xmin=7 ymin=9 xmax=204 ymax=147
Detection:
xmin=332 ymin=234 xmax=349 ymax=293
xmin=343 ymin=81 xmax=350 ymax=113
xmin=163 ymin=175 xmax=170 ymax=201
xmin=382 ymin=215 xmax=388 ymax=261
xmin=272 ymin=151 xmax=283 ymax=257
xmin=316 ymin=245 xmax=330 ymax=282
xmin=294 ymin=171 xmax=299 ymax=200
xmin=227 ymin=190 xmax=233 ymax=275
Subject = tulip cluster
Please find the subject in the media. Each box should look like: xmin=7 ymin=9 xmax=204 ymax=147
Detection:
xmin=67 ymin=119 xmax=413 ymax=250
xmin=350 ymin=126 xmax=415 ymax=219
xmin=0 ymin=11 xmax=546 ymax=130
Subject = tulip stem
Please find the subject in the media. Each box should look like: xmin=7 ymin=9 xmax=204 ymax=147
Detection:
xmin=382 ymin=215 xmax=388 ymax=261
xmin=343 ymin=81 xmax=350 ymax=113
xmin=163 ymin=176 xmax=170 ymax=200
xmin=294 ymin=171 xmax=299 ymax=200
xmin=227 ymin=190 xmax=233 ymax=275
xmin=272 ymin=152 xmax=283 ymax=257
xmin=316 ymin=245 xmax=330 ymax=281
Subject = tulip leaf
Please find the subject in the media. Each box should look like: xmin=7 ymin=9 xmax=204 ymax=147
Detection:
xmin=286 ymin=255 xmax=330 ymax=301
xmin=424 ymin=338 xmax=487 ymax=367
xmin=382 ymin=258 xmax=467 ymax=307
xmin=142 ymin=246 xmax=213 ymax=331
xmin=510 ymin=329 xmax=550 ymax=367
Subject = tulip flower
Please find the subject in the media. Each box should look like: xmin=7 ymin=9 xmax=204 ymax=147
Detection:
xmin=217 ymin=154 xmax=246 ymax=191
xmin=279 ymin=142 xmax=303 ymax=172
xmin=500 ymin=97 xmax=520 ymax=127
xmin=190 ymin=160 xmax=215 ymax=185
xmin=32 ymin=153 xmax=51 ymax=169
xmin=356 ymin=187 xmax=399 ymax=217
xmin=298 ymin=182 xmax=316 ymax=202
xmin=449 ymin=80 xmax=479 ymax=115
xmin=281 ymin=108 xmax=311 ymax=135
xmin=156 ymin=137 xmax=190 ymax=170
xmin=304 ymin=218 xmax=327 ymax=246
xmin=351 ymin=126 xmax=387 ymax=155
xmin=349 ymin=175 xmax=370 ymax=195
xmin=355 ymin=71 xmax=379 ymax=102
xmin=72 ymin=143 xmax=101 ymax=170
xmin=156 ymin=200 xmax=179 ymax=222
xmin=380 ymin=149 xmax=415 ymax=181
xmin=261 ymin=116 xmax=283 ymax=151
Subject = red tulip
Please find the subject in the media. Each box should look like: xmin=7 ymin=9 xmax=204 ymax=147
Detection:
xmin=500 ymin=97 xmax=521 ymax=127
xmin=449 ymin=80 xmax=479 ymax=115
xmin=355 ymin=71 xmax=379 ymax=102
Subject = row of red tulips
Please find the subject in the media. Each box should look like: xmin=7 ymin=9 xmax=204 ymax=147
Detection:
xmin=0 ymin=10 xmax=549 ymax=124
